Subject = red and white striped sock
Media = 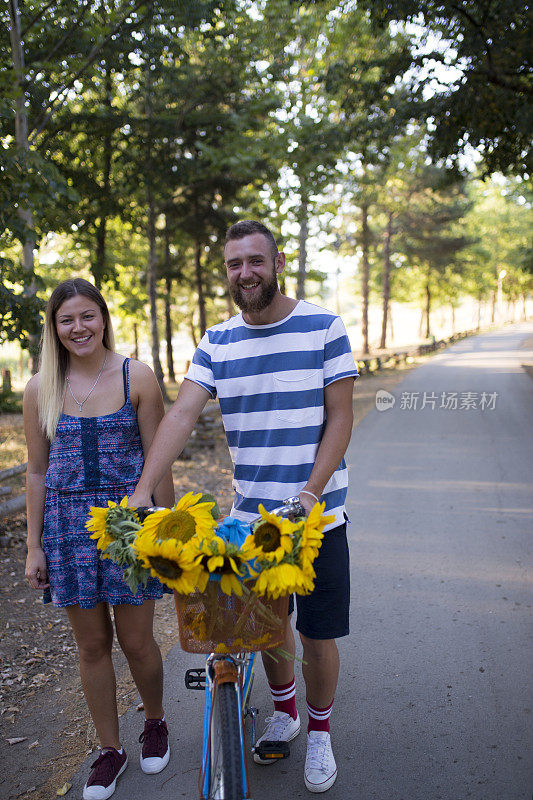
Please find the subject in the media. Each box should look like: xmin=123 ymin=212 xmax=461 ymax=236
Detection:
xmin=269 ymin=679 xmax=298 ymax=720
xmin=306 ymin=698 xmax=334 ymax=733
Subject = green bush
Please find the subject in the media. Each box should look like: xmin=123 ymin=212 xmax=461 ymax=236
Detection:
xmin=0 ymin=388 xmax=23 ymax=414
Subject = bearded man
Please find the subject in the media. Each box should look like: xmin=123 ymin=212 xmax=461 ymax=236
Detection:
xmin=130 ymin=220 xmax=357 ymax=793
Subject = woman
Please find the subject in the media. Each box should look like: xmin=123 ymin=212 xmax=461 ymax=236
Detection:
xmin=24 ymin=278 xmax=175 ymax=800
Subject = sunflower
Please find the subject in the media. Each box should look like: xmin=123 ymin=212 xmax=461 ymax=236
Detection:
xmin=298 ymin=502 xmax=334 ymax=572
xmin=241 ymin=504 xmax=298 ymax=563
xmin=304 ymin=501 xmax=334 ymax=535
xmin=253 ymin=561 xmax=315 ymax=599
xmin=198 ymin=535 xmax=249 ymax=596
xmin=139 ymin=492 xmax=217 ymax=544
xmin=134 ymin=533 xmax=207 ymax=593
xmin=86 ymin=496 xmax=130 ymax=555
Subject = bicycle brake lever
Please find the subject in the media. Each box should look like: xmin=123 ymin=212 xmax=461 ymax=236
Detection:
xmin=269 ymin=496 xmax=306 ymax=519
xmin=135 ymin=506 xmax=166 ymax=522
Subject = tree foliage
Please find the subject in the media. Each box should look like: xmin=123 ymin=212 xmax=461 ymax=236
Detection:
xmin=361 ymin=0 xmax=532 ymax=176
xmin=1 ymin=0 xmax=531 ymax=369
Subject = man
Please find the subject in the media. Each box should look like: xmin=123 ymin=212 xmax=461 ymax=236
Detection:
xmin=129 ymin=220 xmax=357 ymax=793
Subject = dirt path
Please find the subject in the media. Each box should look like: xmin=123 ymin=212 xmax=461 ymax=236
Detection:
xmin=0 ymin=366 xmax=412 ymax=799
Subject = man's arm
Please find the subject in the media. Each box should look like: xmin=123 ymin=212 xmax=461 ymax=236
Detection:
xmin=131 ymin=361 xmax=175 ymax=508
xmin=298 ymin=376 xmax=354 ymax=514
xmin=129 ymin=378 xmax=211 ymax=507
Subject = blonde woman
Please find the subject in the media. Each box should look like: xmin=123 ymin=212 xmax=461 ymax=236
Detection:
xmin=23 ymin=278 xmax=175 ymax=800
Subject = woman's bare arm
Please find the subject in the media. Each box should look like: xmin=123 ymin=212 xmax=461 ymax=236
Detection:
xmin=23 ymin=376 xmax=50 ymax=589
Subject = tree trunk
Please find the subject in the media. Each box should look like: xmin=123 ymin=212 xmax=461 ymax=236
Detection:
xmin=146 ymin=190 xmax=168 ymax=401
xmin=94 ymin=215 xmax=107 ymax=290
xmin=194 ymin=240 xmax=207 ymax=338
xmin=0 ymin=493 xmax=27 ymax=518
xmin=361 ymin=202 xmax=370 ymax=353
xmin=380 ymin=211 xmax=392 ymax=349
xmin=2 ymin=368 xmax=12 ymax=394
xmin=450 ymin=303 xmax=456 ymax=334
xmin=425 ymin=277 xmax=431 ymax=339
xmin=8 ymin=0 xmax=39 ymax=373
xmin=93 ymin=65 xmax=113 ymax=287
xmin=297 ymin=195 xmax=308 ymax=300
xmin=0 ymin=463 xmax=27 ymax=483
xmin=144 ymin=28 xmax=168 ymax=402
xmin=164 ymin=275 xmax=176 ymax=383
xmin=133 ymin=322 xmax=139 ymax=361
xmin=189 ymin=316 xmax=198 ymax=349
xmin=490 ymin=290 xmax=496 ymax=322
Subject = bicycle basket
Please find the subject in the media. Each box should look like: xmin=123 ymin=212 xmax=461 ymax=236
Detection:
xmin=174 ymin=581 xmax=289 ymax=654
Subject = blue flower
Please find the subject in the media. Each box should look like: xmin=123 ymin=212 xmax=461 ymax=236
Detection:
xmin=216 ymin=516 xmax=251 ymax=547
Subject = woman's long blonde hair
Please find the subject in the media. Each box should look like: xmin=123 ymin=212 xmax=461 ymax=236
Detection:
xmin=38 ymin=279 xmax=115 ymax=440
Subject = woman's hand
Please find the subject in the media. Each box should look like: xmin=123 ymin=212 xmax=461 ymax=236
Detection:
xmin=127 ymin=490 xmax=153 ymax=509
xmin=25 ymin=547 xmax=49 ymax=589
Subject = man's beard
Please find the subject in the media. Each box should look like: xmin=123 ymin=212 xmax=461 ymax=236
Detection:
xmin=230 ymin=268 xmax=278 ymax=313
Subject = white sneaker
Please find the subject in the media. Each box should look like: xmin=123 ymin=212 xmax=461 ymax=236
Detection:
xmin=253 ymin=711 xmax=301 ymax=764
xmin=304 ymin=731 xmax=337 ymax=793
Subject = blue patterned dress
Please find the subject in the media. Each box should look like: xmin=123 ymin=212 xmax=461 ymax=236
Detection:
xmin=42 ymin=358 xmax=169 ymax=608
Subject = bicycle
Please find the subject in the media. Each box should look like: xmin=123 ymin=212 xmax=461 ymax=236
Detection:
xmin=176 ymin=496 xmax=305 ymax=800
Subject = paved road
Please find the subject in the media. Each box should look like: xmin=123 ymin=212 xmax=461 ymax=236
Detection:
xmin=70 ymin=323 xmax=533 ymax=800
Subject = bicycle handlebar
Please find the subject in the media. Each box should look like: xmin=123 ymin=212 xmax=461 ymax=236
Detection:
xmin=263 ymin=496 xmax=306 ymax=521
xmin=136 ymin=496 xmax=306 ymax=525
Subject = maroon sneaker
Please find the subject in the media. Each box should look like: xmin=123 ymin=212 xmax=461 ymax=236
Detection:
xmin=139 ymin=718 xmax=170 ymax=774
xmin=83 ymin=747 xmax=128 ymax=800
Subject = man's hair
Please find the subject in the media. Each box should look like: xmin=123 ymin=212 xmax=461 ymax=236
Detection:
xmin=224 ymin=220 xmax=279 ymax=261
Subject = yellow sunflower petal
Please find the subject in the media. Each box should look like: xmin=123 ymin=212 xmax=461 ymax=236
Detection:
xmin=228 ymin=556 xmax=244 ymax=576
xmin=138 ymin=508 xmax=171 ymax=539
xmin=220 ymin=572 xmax=243 ymax=596
xmin=207 ymin=554 xmax=224 ymax=572
xmin=134 ymin=534 xmax=203 ymax=592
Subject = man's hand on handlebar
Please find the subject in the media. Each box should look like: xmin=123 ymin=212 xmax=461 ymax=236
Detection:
xmin=297 ymin=492 xmax=316 ymax=517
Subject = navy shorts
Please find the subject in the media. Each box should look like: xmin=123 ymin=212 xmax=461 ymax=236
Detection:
xmin=288 ymin=521 xmax=350 ymax=640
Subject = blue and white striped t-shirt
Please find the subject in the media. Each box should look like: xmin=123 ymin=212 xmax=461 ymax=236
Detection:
xmin=185 ymin=300 xmax=358 ymax=531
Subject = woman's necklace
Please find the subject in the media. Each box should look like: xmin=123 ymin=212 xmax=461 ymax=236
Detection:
xmin=66 ymin=351 xmax=108 ymax=413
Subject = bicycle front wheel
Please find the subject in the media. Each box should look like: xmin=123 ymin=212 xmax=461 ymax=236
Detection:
xmin=209 ymin=681 xmax=245 ymax=800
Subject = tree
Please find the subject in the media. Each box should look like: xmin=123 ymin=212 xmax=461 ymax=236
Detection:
xmin=462 ymin=177 xmax=533 ymax=324
xmin=323 ymin=4 xmax=414 ymax=350
xmin=267 ymin=2 xmax=348 ymax=300
xmin=394 ymin=165 xmax=473 ymax=338
xmin=361 ymin=0 xmax=532 ymax=176
xmin=371 ymin=130 xmax=430 ymax=348
xmin=5 ymin=0 xmax=42 ymax=368
xmin=155 ymin=7 xmax=282 ymax=339
xmin=2 ymin=0 xmax=157 ymax=365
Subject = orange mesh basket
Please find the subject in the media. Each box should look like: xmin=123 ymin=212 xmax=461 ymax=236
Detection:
xmin=174 ymin=581 xmax=289 ymax=654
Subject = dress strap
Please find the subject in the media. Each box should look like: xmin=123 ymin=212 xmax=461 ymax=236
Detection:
xmin=122 ymin=358 xmax=130 ymax=403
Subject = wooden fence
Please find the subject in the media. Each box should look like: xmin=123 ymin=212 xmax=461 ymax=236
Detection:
xmin=0 ymin=464 xmax=27 ymax=521
xmin=352 ymin=329 xmax=479 ymax=375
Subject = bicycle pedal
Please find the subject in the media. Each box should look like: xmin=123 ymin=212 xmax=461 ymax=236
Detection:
xmin=253 ymin=740 xmax=291 ymax=760
xmin=184 ymin=667 xmax=206 ymax=690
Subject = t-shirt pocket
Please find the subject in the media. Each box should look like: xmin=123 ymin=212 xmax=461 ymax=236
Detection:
xmin=272 ymin=370 xmax=319 ymax=424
